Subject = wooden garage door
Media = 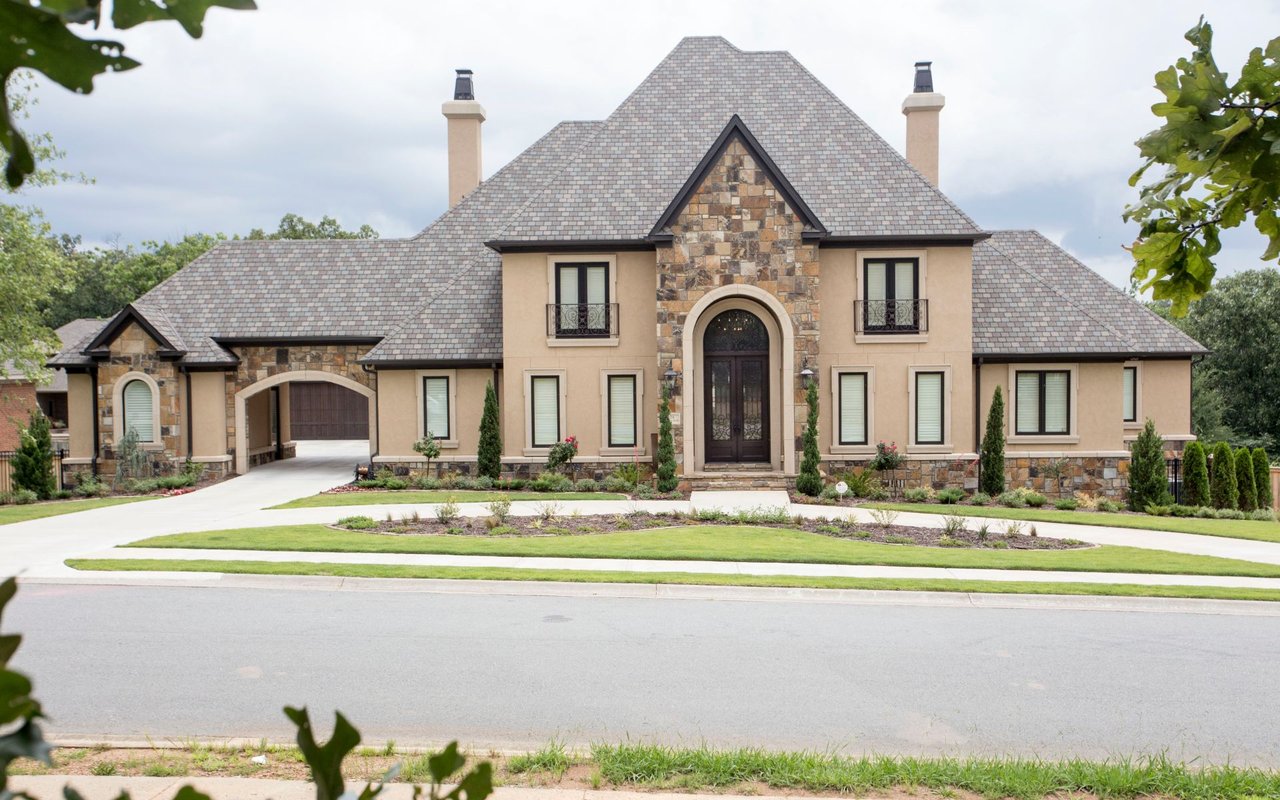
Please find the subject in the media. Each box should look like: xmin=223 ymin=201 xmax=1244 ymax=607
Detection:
xmin=289 ymin=382 xmax=369 ymax=440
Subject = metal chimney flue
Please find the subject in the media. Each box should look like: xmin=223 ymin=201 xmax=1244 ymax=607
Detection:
xmin=453 ymin=69 xmax=475 ymax=101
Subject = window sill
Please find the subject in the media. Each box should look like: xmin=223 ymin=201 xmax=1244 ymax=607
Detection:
xmin=431 ymin=440 xmax=460 ymax=450
xmin=546 ymin=337 xmax=619 ymax=348
xmin=830 ymin=444 xmax=875 ymax=456
xmin=855 ymin=333 xmax=928 ymax=344
xmin=907 ymin=443 xmax=952 ymax=454
xmin=1010 ymin=434 xmax=1080 ymax=445
xmin=1123 ymin=421 xmax=1142 ymax=431
xmin=523 ymin=447 xmax=552 ymax=457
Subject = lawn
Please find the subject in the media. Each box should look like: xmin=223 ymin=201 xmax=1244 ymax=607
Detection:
xmin=270 ymin=490 xmax=627 ymax=509
xmin=872 ymin=502 xmax=1280 ymax=544
xmin=0 ymin=496 xmax=155 ymax=526
xmin=65 ymin=557 xmax=1280 ymax=602
xmin=125 ymin=524 xmax=1280 ymax=577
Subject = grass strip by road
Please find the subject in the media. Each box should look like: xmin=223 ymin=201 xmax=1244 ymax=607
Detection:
xmin=126 ymin=524 xmax=1280 ymax=577
xmin=0 ymin=496 xmax=155 ymax=526
xmin=872 ymin=501 xmax=1280 ymax=543
xmin=64 ymin=558 xmax=1280 ymax=602
xmin=270 ymin=490 xmax=626 ymax=509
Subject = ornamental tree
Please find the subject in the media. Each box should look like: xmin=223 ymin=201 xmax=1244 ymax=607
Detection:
xmin=1235 ymin=446 xmax=1258 ymax=512
xmin=979 ymin=385 xmax=1006 ymax=496
xmin=1127 ymin=419 xmax=1171 ymax=511
xmin=1182 ymin=440 xmax=1210 ymax=508
xmin=795 ymin=381 xmax=822 ymax=497
xmin=477 ymin=381 xmax=502 ymax=480
xmin=1209 ymin=440 xmax=1237 ymax=509
xmin=413 ymin=435 xmax=441 ymax=475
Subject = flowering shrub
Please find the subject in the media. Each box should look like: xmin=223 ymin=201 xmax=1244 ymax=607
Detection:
xmin=867 ymin=441 xmax=904 ymax=472
xmin=547 ymin=435 xmax=579 ymax=473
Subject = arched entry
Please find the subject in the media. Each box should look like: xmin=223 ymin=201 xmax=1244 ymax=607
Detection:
xmin=233 ymin=370 xmax=376 ymax=474
xmin=703 ymin=309 xmax=770 ymax=462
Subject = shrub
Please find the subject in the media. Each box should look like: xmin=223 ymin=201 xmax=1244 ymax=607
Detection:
xmin=477 ymin=381 xmax=502 ymax=480
xmin=11 ymin=410 xmax=54 ymax=500
xmin=1022 ymin=492 xmax=1047 ymax=507
xmin=413 ymin=435 xmax=441 ymax=474
xmin=903 ymin=487 xmax=932 ymax=503
xmin=1127 ymin=419 xmax=1170 ymax=511
xmin=1097 ymin=499 xmax=1122 ymax=513
xmin=1073 ymin=491 xmax=1099 ymax=510
xmin=382 ymin=478 xmax=409 ymax=491
xmin=1249 ymin=508 xmax=1277 ymax=522
xmin=474 ymin=475 xmax=494 ymax=490
xmin=1210 ymin=441 xmax=1237 ymax=509
xmin=1215 ymin=508 xmax=1246 ymax=520
xmin=488 ymin=525 xmax=516 ymax=536
xmin=610 ymin=463 xmax=642 ymax=486
xmin=997 ymin=491 xmax=1027 ymax=509
xmin=979 ymin=385 xmax=1006 ymax=496
xmin=795 ymin=382 xmax=823 ymax=497
xmin=546 ymin=436 xmax=578 ymax=474
xmin=574 ymin=478 xmax=600 ymax=493
xmin=1195 ymin=505 xmax=1217 ymax=518
xmin=1253 ymin=447 xmax=1273 ymax=510
xmin=936 ymin=488 xmax=966 ymax=504
xmin=1144 ymin=504 xmax=1171 ymax=517
xmin=941 ymin=515 xmax=966 ymax=535
xmin=603 ymin=475 xmax=634 ymax=493
xmin=1054 ymin=498 xmax=1078 ymax=511
xmin=867 ymin=441 xmax=904 ymax=472
xmin=434 ymin=499 xmax=460 ymax=524
xmin=837 ymin=469 xmax=882 ymax=499
xmin=1169 ymin=504 xmax=1197 ymax=517
xmin=73 ymin=474 xmax=109 ymax=498
xmin=11 ymin=489 xmax=37 ymax=505
xmin=337 ymin=515 xmax=376 ymax=530
xmin=969 ymin=491 xmax=991 ymax=506
xmin=412 ymin=475 xmax=439 ymax=490
xmin=656 ymin=385 xmax=678 ymax=493
xmin=868 ymin=508 xmax=899 ymax=528
xmin=532 ymin=472 xmax=572 ymax=493
xmin=535 ymin=501 xmax=559 ymax=521
xmin=1182 ymin=440 xmax=1210 ymax=508
xmin=487 ymin=497 xmax=511 ymax=524
xmin=936 ymin=534 xmax=965 ymax=547
xmin=1235 ymin=447 xmax=1258 ymax=512
xmin=635 ymin=483 xmax=656 ymax=500
xmin=356 ymin=479 xmax=383 ymax=489
xmin=52 ymin=489 xmax=71 ymax=500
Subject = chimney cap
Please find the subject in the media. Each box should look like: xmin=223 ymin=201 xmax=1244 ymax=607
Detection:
xmin=453 ymin=68 xmax=475 ymax=101
xmin=913 ymin=61 xmax=934 ymax=93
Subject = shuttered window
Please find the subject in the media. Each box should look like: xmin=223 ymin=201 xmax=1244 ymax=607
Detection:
xmin=423 ymin=376 xmax=450 ymax=439
xmin=915 ymin=371 xmax=944 ymax=445
xmin=122 ymin=379 xmax=154 ymax=442
xmin=838 ymin=372 xmax=868 ymax=445
xmin=607 ymin=374 xmax=637 ymax=447
xmin=1016 ymin=370 xmax=1071 ymax=435
xmin=531 ymin=375 xmax=560 ymax=447
xmin=1123 ymin=366 xmax=1137 ymax=422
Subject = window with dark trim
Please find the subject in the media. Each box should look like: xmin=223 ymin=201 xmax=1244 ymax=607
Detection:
xmin=1123 ymin=366 xmax=1137 ymax=423
xmin=423 ymin=376 xmax=450 ymax=439
xmin=863 ymin=258 xmax=920 ymax=332
xmin=837 ymin=371 xmax=868 ymax=445
xmin=1015 ymin=370 xmax=1071 ymax=435
xmin=555 ymin=262 xmax=610 ymax=337
xmin=914 ymin=371 xmax=944 ymax=445
xmin=530 ymin=375 xmax=560 ymax=447
xmin=606 ymin=374 xmax=637 ymax=447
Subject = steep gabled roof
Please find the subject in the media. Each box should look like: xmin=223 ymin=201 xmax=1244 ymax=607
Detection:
xmin=83 ymin=303 xmax=187 ymax=356
xmin=972 ymin=231 xmax=1207 ymax=357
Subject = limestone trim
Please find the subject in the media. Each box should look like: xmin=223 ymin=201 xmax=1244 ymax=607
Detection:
xmin=829 ymin=365 xmax=876 ymax=455
xmin=111 ymin=371 xmax=163 ymax=450
xmin=682 ymin=285 xmax=795 ymax=474
xmin=1123 ymin=360 xmax=1143 ymax=431
xmin=414 ymin=369 xmax=459 ymax=449
xmin=522 ymin=369 xmax=567 ymax=457
xmin=854 ymin=249 xmax=929 ymax=344
xmin=233 ymin=370 xmax=375 ymax=474
xmin=1007 ymin=362 xmax=1081 ymax=445
xmin=907 ymin=364 xmax=953 ymax=453
xmin=545 ymin=254 xmax=619 ymax=348
xmin=599 ymin=368 xmax=646 ymax=457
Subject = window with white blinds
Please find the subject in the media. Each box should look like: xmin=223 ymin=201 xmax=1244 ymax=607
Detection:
xmin=122 ymin=379 xmax=154 ymax=442
xmin=838 ymin=372 xmax=868 ymax=445
xmin=530 ymin=375 xmax=560 ymax=447
xmin=1123 ymin=366 xmax=1137 ymax=422
xmin=607 ymin=374 xmax=637 ymax=447
xmin=914 ymin=371 xmax=944 ymax=445
xmin=864 ymin=259 xmax=918 ymax=329
xmin=1016 ymin=370 xmax=1071 ymax=435
xmin=423 ymin=376 xmax=450 ymax=439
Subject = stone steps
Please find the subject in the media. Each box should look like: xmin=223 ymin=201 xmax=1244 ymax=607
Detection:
xmin=686 ymin=472 xmax=793 ymax=492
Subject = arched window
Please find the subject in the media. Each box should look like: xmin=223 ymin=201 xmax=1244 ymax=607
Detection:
xmin=122 ymin=379 xmax=155 ymax=441
xmin=703 ymin=309 xmax=768 ymax=352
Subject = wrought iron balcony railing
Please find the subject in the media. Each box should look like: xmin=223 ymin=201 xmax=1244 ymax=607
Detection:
xmin=855 ymin=299 xmax=928 ymax=334
xmin=547 ymin=303 xmax=619 ymax=338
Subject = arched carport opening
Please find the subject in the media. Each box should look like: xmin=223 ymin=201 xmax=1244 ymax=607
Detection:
xmin=234 ymin=370 xmax=375 ymax=474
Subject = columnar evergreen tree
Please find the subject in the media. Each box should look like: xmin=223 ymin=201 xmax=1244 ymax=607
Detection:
xmin=1182 ymin=440 xmax=1210 ymax=508
xmin=795 ymin=381 xmax=823 ymax=497
xmin=979 ymin=386 xmax=1006 ymax=496
xmin=11 ymin=409 xmax=55 ymax=500
xmin=1209 ymin=441 xmax=1237 ymax=510
xmin=1235 ymin=447 xmax=1258 ymax=512
xmin=655 ymin=385 xmax=677 ymax=493
xmin=477 ymin=381 xmax=502 ymax=480
xmin=1127 ymin=419 xmax=1171 ymax=511
xmin=1253 ymin=447 xmax=1273 ymax=511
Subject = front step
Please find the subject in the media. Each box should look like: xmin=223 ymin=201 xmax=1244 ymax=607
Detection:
xmin=686 ymin=470 xmax=792 ymax=492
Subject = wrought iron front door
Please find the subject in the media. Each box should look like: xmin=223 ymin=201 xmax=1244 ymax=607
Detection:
xmin=704 ymin=355 xmax=770 ymax=463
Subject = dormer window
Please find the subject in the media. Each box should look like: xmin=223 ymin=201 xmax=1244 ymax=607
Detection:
xmin=861 ymin=258 xmax=923 ymax=333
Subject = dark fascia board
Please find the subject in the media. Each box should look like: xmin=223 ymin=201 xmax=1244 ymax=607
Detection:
xmin=214 ymin=336 xmax=383 ymax=346
xmin=178 ymin=361 xmax=239 ymax=371
xmin=974 ymin=351 xmax=1205 ymax=363
xmin=83 ymin=304 xmax=184 ymax=355
xmin=359 ymin=359 xmax=502 ymax=369
xmin=648 ymin=114 xmax=829 ymax=241
xmin=822 ymin=233 xmax=992 ymax=248
xmin=485 ymin=239 xmax=656 ymax=254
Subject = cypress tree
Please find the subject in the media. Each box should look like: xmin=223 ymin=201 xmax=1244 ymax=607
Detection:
xmin=476 ymin=381 xmax=502 ymax=480
xmin=656 ymin=384 xmax=677 ymax=493
xmin=1127 ymin=418 xmax=1170 ymax=511
xmin=12 ymin=410 xmax=55 ymax=500
xmin=1253 ymin=447 xmax=1273 ymax=511
xmin=1182 ymin=440 xmax=1210 ymax=508
xmin=795 ymin=381 xmax=823 ymax=496
xmin=979 ymin=386 xmax=1006 ymax=496
xmin=1209 ymin=441 xmax=1237 ymax=509
xmin=1235 ymin=446 xmax=1257 ymax=512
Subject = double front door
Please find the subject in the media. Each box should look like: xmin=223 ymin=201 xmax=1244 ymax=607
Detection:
xmin=704 ymin=353 xmax=770 ymax=463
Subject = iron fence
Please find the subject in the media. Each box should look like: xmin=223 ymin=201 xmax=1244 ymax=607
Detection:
xmin=0 ymin=449 xmax=67 ymax=494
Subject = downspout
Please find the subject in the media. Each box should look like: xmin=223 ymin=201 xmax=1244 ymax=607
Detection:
xmin=974 ymin=357 xmax=983 ymax=486
xmin=361 ymin=363 xmax=379 ymax=459
xmin=182 ymin=366 xmax=193 ymax=457
xmin=90 ymin=368 xmax=100 ymax=478
xmin=492 ymin=362 xmax=500 ymax=406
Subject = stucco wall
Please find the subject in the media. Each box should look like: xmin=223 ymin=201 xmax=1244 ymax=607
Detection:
xmin=245 ymin=390 xmax=273 ymax=452
xmin=66 ymin=373 xmax=95 ymax=459
xmin=189 ymin=371 xmax=227 ymax=459
xmin=1137 ymin=359 xmax=1193 ymax=438
xmin=377 ymin=368 xmax=498 ymax=459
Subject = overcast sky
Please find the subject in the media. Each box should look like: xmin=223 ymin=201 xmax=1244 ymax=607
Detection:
xmin=17 ymin=0 xmax=1280 ymax=289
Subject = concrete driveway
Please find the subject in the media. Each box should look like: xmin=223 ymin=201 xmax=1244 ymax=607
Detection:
xmin=1 ymin=440 xmax=365 ymax=575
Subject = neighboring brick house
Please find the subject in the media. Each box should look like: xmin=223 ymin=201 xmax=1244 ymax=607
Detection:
xmin=52 ymin=38 xmax=1205 ymax=496
xmin=2 ymin=318 xmax=104 ymax=452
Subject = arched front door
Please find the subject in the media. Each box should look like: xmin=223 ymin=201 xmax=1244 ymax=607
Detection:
xmin=703 ymin=309 xmax=770 ymax=463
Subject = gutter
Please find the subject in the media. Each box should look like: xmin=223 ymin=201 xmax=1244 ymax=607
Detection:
xmin=361 ymin=363 xmax=379 ymax=460
xmin=181 ymin=366 xmax=193 ymax=457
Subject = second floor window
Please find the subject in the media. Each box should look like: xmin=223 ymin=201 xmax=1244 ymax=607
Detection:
xmin=864 ymin=258 xmax=919 ymax=332
xmin=556 ymin=262 xmax=609 ymax=336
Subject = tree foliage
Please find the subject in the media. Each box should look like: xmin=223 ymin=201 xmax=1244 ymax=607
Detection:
xmin=248 ymin=212 xmax=379 ymax=241
xmin=1127 ymin=419 xmax=1170 ymax=511
xmin=477 ymin=381 xmax=502 ymax=480
xmin=0 ymin=203 xmax=67 ymax=380
xmin=979 ymin=385 xmax=1006 ymax=496
xmin=11 ymin=409 xmax=54 ymax=499
xmin=1210 ymin=440 xmax=1238 ymax=509
xmin=656 ymin=385 xmax=677 ymax=493
xmin=795 ymin=381 xmax=822 ymax=497
xmin=1124 ymin=19 xmax=1280 ymax=313
xmin=1235 ymin=446 xmax=1258 ymax=512
xmin=1182 ymin=439 xmax=1210 ymax=508
xmin=1254 ymin=447 xmax=1274 ymax=510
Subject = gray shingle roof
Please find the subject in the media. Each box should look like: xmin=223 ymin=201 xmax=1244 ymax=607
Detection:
xmin=9 ymin=318 xmax=107 ymax=382
xmin=973 ymin=231 xmax=1206 ymax=356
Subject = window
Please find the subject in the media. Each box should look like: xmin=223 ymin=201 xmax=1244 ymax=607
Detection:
xmin=1123 ymin=366 xmax=1137 ymax=423
xmin=607 ymin=374 xmax=637 ymax=447
xmin=555 ymin=262 xmax=609 ymax=336
xmin=423 ymin=376 xmax=450 ymax=439
xmin=122 ymin=379 xmax=155 ymax=442
xmin=864 ymin=258 xmax=919 ymax=332
xmin=837 ymin=372 xmax=868 ymax=446
xmin=1016 ymin=370 xmax=1071 ymax=435
xmin=914 ymin=371 xmax=944 ymax=445
xmin=530 ymin=375 xmax=560 ymax=447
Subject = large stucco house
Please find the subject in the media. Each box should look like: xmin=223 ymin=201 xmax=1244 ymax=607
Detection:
xmin=51 ymin=38 xmax=1205 ymax=496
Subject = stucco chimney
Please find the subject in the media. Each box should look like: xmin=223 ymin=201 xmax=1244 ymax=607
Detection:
xmin=901 ymin=61 xmax=945 ymax=186
xmin=442 ymin=69 xmax=486 ymax=207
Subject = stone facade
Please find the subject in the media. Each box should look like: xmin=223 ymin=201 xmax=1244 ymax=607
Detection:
xmin=97 ymin=322 xmax=183 ymax=472
xmin=373 ymin=459 xmax=653 ymax=483
xmin=824 ymin=455 xmax=1129 ymax=499
xmin=656 ymin=139 xmax=820 ymax=469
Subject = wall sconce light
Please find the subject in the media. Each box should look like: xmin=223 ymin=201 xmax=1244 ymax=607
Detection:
xmin=663 ymin=367 xmax=680 ymax=390
xmin=799 ymin=361 xmax=815 ymax=388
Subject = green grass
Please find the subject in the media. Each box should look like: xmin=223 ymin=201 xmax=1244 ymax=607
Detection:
xmin=873 ymin=501 xmax=1280 ymax=543
xmin=270 ymin=490 xmax=626 ymax=509
xmin=507 ymin=741 xmax=572 ymax=778
xmin=0 ymin=495 xmax=155 ymax=525
xmin=63 ymin=557 xmax=1280 ymax=602
xmin=126 ymin=523 xmax=1280 ymax=577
